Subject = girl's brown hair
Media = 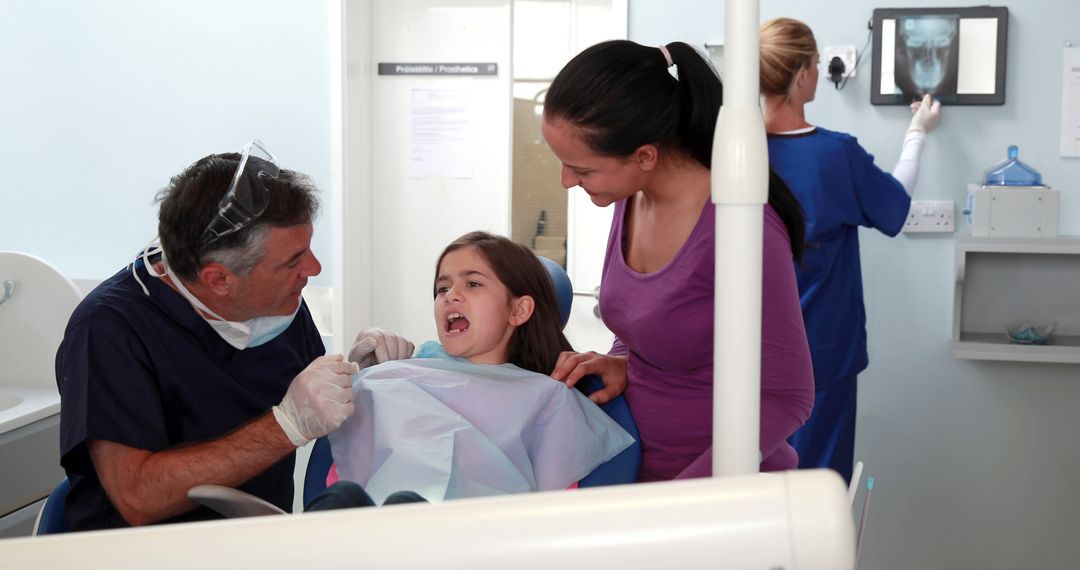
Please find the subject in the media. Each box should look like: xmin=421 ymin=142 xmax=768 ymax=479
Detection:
xmin=434 ymin=231 xmax=572 ymax=375
xmin=759 ymin=17 xmax=818 ymax=99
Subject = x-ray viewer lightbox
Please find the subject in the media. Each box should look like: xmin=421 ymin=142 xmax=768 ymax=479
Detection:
xmin=871 ymin=6 xmax=1008 ymax=105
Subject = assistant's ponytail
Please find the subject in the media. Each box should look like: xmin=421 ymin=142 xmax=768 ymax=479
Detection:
xmin=545 ymin=39 xmax=805 ymax=260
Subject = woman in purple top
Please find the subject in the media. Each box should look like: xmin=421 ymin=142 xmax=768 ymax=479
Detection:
xmin=541 ymin=40 xmax=815 ymax=481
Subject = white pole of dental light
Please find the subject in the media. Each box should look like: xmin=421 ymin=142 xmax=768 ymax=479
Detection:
xmin=712 ymin=0 xmax=768 ymax=476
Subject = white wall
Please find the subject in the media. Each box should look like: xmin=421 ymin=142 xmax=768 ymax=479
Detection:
xmin=0 ymin=0 xmax=335 ymax=286
xmin=630 ymin=1 xmax=1080 ymax=568
xmin=341 ymin=0 xmax=512 ymax=346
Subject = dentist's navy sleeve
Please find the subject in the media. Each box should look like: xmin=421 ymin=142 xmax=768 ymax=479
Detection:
xmin=55 ymin=262 xmax=324 ymax=530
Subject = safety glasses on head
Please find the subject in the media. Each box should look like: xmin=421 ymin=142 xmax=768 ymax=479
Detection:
xmin=200 ymin=139 xmax=280 ymax=247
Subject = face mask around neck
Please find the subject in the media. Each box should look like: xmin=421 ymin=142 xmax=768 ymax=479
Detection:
xmin=132 ymin=242 xmax=299 ymax=350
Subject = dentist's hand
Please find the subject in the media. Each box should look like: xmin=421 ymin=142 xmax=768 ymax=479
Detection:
xmin=348 ymin=327 xmax=415 ymax=370
xmin=551 ymin=351 xmax=628 ymax=404
xmin=273 ymin=355 xmax=359 ymax=447
xmin=908 ymin=94 xmax=942 ymax=133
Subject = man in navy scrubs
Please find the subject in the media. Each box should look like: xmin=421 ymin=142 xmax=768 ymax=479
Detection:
xmin=56 ymin=142 xmax=411 ymax=530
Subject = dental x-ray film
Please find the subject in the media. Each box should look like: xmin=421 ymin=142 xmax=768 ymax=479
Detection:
xmin=894 ymin=15 xmax=959 ymax=99
xmin=872 ymin=7 xmax=1008 ymax=105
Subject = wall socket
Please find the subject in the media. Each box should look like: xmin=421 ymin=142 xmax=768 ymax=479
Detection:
xmin=822 ymin=45 xmax=857 ymax=79
xmin=903 ymin=200 xmax=955 ymax=233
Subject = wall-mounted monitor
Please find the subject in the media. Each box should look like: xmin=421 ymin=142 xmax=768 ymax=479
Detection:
xmin=870 ymin=6 xmax=1008 ymax=105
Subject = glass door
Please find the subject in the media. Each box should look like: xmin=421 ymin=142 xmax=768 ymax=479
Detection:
xmin=510 ymin=0 xmax=626 ymax=353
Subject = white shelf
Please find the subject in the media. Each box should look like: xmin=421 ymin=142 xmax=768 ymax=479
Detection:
xmin=956 ymin=236 xmax=1080 ymax=255
xmin=955 ymin=333 xmax=1080 ymax=364
xmin=953 ymin=237 xmax=1080 ymax=364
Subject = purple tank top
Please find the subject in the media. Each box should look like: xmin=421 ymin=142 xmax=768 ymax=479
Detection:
xmin=599 ymin=199 xmax=813 ymax=481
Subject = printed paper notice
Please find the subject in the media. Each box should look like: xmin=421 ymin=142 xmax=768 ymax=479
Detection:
xmin=410 ymin=88 xmax=474 ymax=178
xmin=1060 ymin=46 xmax=1080 ymax=157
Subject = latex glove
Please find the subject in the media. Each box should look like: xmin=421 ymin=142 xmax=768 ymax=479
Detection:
xmin=273 ymin=354 xmax=359 ymax=447
xmin=550 ymin=350 xmax=628 ymax=404
xmin=348 ymin=327 xmax=415 ymax=369
xmin=908 ymin=94 xmax=942 ymax=133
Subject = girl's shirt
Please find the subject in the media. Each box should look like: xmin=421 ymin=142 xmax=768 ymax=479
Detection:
xmin=599 ymin=199 xmax=814 ymax=481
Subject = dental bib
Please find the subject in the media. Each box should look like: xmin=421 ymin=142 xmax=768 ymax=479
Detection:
xmin=328 ymin=351 xmax=634 ymax=504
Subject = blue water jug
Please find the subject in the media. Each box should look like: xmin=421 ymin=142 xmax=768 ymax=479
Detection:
xmin=983 ymin=145 xmax=1043 ymax=186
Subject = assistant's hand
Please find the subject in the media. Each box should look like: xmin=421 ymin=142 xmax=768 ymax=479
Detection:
xmin=273 ymin=354 xmax=359 ymax=447
xmin=908 ymin=94 xmax=942 ymax=133
xmin=550 ymin=350 xmax=628 ymax=404
xmin=348 ymin=327 xmax=415 ymax=370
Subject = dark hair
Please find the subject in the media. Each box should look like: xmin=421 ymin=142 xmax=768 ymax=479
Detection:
xmin=544 ymin=40 xmax=805 ymax=260
xmin=434 ymin=231 xmax=573 ymax=375
xmin=155 ymin=152 xmax=320 ymax=282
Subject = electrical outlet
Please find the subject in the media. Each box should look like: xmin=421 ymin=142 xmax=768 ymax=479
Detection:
xmin=903 ymin=200 xmax=955 ymax=233
xmin=822 ymin=45 xmax=857 ymax=79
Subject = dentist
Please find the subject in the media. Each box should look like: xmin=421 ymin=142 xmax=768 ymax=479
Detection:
xmin=55 ymin=141 xmax=412 ymax=530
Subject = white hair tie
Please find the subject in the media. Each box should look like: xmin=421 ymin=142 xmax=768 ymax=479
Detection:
xmin=658 ymin=45 xmax=674 ymax=68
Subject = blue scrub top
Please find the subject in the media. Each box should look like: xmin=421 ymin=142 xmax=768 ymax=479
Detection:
xmin=768 ymin=128 xmax=910 ymax=387
xmin=55 ymin=259 xmax=325 ymax=530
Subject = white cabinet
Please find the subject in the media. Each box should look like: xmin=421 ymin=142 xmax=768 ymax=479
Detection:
xmin=953 ymin=236 xmax=1080 ymax=363
xmin=965 ymin=184 xmax=1060 ymax=238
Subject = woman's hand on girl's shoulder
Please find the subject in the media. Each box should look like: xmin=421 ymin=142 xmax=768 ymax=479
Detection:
xmin=550 ymin=351 xmax=628 ymax=404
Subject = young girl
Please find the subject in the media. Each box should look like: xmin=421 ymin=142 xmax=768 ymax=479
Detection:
xmin=432 ymin=230 xmax=571 ymax=374
xmin=322 ymin=231 xmax=634 ymax=505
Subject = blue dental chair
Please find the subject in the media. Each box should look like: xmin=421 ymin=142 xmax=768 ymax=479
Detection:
xmin=303 ymin=256 xmax=641 ymax=506
xmin=32 ymin=478 xmax=71 ymax=536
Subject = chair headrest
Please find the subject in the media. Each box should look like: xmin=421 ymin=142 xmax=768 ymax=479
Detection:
xmin=538 ymin=256 xmax=572 ymax=330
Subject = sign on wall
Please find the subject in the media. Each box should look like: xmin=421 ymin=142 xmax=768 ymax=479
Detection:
xmin=378 ymin=63 xmax=498 ymax=76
